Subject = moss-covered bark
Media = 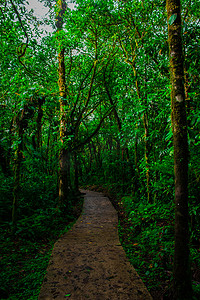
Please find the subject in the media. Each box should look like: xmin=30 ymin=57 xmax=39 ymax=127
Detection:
xmin=166 ymin=0 xmax=192 ymax=299
xmin=56 ymin=0 xmax=71 ymax=206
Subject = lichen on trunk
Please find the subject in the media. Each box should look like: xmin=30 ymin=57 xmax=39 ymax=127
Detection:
xmin=166 ymin=0 xmax=192 ymax=298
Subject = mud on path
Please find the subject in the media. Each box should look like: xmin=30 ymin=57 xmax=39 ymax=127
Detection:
xmin=39 ymin=190 xmax=152 ymax=300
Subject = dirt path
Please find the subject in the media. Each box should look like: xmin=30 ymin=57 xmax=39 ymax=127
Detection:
xmin=39 ymin=190 xmax=152 ymax=300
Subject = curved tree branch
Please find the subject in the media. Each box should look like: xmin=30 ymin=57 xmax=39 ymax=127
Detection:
xmin=10 ymin=0 xmax=29 ymax=61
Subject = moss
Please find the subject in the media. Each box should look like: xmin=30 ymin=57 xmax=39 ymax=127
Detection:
xmin=166 ymin=0 xmax=192 ymax=298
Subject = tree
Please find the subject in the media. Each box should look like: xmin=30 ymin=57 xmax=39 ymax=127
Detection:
xmin=166 ymin=0 xmax=192 ymax=298
xmin=0 ymin=1 xmax=200 ymax=298
xmin=56 ymin=0 xmax=71 ymax=206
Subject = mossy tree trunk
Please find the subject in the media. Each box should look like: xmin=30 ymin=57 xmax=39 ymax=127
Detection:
xmin=56 ymin=0 xmax=71 ymax=206
xmin=166 ymin=0 xmax=192 ymax=299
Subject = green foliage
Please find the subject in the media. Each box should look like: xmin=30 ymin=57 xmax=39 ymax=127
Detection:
xmin=117 ymin=194 xmax=200 ymax=298
xmin=0 ymin=174 xmax=13 ymax=224
xmin=118 ymin=196 xmax=174 ymax=290
xmin=168 ymin=14 xmax=177 ymax=25
xmin=0 ymin=0 xmax=199 ymax=298
xmin=0 ymin=194 xmax=83 ymax=299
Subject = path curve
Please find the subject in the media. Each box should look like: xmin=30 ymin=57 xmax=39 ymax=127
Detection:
xmin=39 ymin=190 xmax=152 ymax=300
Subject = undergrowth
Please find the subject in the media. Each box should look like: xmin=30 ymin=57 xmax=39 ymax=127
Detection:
xmin=85 ymin=184 xmax=200 ymax=300
xmin=118 ymin=197 xmax=174 ymax=297
xmin=119 ymin=196 xmax=200 ymax=299
xmin=0 ymin=194 xmax=84 ymax=300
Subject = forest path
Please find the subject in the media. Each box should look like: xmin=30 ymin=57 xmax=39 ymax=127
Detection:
xmin=38 ymin=190 xmax=152 ymax=300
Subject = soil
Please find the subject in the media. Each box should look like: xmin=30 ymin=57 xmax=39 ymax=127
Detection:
xmin=38 ymin=190 xmax=153 ymax=300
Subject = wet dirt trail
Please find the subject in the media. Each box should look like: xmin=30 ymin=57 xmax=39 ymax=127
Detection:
xmin=39 ymin=190 xmax=152 ymax=300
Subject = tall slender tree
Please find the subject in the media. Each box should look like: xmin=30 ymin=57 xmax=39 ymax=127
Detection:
xmin=56 ymin=0 xmax=70 ymax=206
xmin=166 ymin=0 xmax=192 ymax=298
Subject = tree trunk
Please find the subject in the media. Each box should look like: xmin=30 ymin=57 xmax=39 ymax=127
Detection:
xmin=12 ymin=103 xmax=34 ymax=232
xmin=56 ymin=0 xmax=70 ymax=206
xmin=134 ymin=124 xmax=140 ymax=177
xmin=143 ymin=110 xmax=151 ymax=203
xmin=74 ymin=152 xmax=79 ymax=192
xmin=59 ymin=147 xmax=70 ymax=204
xmin=12 ymin=115 xmax=24 ymax=232
xmin=166 ymin=0 xmax=192 ymax=298
xmin=36 ymin=97 xmax=45 ymax=149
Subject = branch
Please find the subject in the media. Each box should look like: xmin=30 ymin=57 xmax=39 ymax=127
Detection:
xmin=10 ymin=0 xmax=29 ymax=62
xmin=103 ymin=66 xmax=122 ymax=131
xmin=75 ymin=60 xmax=98 ymax=129
xmin=70 ymin=63 xmax=94 ymax=120
xmin=73 ymin=108 xmax=112 ymax=151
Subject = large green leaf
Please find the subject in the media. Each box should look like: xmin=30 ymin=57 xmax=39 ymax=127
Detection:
xmin=168 ymin=13 xmax=177 ymax=25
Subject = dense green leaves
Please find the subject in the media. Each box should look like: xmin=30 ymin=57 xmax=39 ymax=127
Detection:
xmin=0 ymin=0 xmax=199 ymax=298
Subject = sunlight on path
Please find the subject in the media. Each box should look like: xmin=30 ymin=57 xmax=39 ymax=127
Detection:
xmin=39 ymin=190 xmax=152 ymax=299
